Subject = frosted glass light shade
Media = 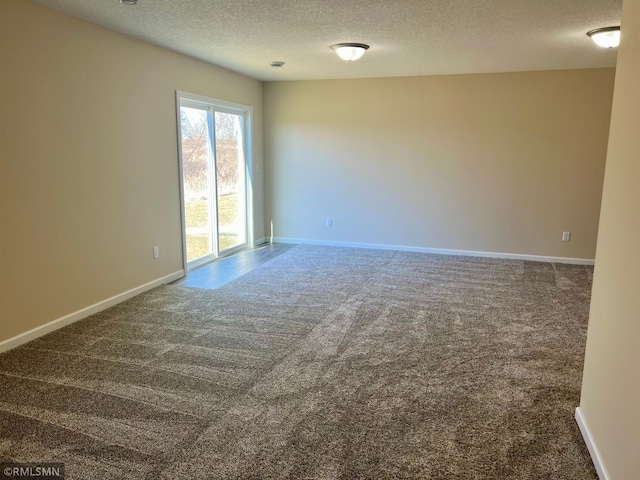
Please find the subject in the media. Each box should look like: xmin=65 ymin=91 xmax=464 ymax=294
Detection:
xmin=587 ymin=27 xmax=621 ymax=48
xmin=331 ymin=43 xmax=369 ymax=61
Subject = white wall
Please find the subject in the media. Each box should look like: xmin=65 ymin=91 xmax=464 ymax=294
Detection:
xmin=578 ymin=0 xmax=640 ymax=478
xmin=0 ymin=0 xmax=263 ymax=344
xmin=264 ymin=69 xmax=614 ymax=260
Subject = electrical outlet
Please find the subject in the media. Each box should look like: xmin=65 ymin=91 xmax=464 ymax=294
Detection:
xmin=562 ymin=232 xmax=571 ymax=242
xmin=153 ymin=246 xmax=159 ymax=258
xmin=326 ymin=218 xmax=333 ymax=228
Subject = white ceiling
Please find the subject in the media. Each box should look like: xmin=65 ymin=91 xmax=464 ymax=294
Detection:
xmin=30 ymin=0 xmax=622 ymax=81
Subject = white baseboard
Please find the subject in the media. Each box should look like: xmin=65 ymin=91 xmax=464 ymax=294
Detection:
xmin=575 ymin=407 xmax=611 ymax=480
xmin=271 ymin=237 xmax=595 ymax=265
xmin=0 ymin=270 xmax=185 ymax=354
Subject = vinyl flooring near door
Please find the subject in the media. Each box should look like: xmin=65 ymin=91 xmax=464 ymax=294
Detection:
xmin=172 ymin=243 xmax=295 ymax=289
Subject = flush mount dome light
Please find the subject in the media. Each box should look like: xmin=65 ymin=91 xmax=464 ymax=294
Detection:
xmin=331 ymin=43 xmax=370 ymax=61
xmin=120 ymin=0 xmax=139 ymax=5
xmin=587 ymin=26 xmax=621 ymax=48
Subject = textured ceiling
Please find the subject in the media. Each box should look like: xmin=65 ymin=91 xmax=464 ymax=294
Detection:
xmin=29 ymin=0 xmax=622 ymax=81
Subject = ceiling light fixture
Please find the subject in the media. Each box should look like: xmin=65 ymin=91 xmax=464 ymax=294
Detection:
xmin=269 ymin=61 xmax=285 ymax=68
xmin=331 ymin=43 xmax=369 ymax=61
xmin=587 ymin=26 xmax=621 ymax=48
xmin=120 ymin=0 xmax=139 ymax=5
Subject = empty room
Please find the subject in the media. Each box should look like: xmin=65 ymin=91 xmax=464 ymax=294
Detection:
xmin=1 ymin=0 xmax=638 ymax=479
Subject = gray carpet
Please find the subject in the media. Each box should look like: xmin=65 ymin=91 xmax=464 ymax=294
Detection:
xmin=0 ymin=245 xmax=597 ymax=479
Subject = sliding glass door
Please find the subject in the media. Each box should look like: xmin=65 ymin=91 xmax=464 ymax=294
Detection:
xmin=177 ymin=93 xmax=250 ymax=270
xmin=214 ymin=111 xmax=246 ymax=252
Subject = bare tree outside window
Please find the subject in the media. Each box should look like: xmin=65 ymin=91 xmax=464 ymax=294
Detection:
xmin=214 ymin=112 xmax=241 ymax=196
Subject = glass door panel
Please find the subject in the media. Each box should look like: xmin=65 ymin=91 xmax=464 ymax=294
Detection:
xmin=214 ymin=111 xmax=246 ymax=253
xmin=179 ymin=105 xmax=215 ymax=264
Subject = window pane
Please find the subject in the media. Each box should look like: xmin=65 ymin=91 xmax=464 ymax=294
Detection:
xmin=215 ymin=111 xmax=246 ymax=252
xmin=180 ymin=106 xmax=213 ymax=262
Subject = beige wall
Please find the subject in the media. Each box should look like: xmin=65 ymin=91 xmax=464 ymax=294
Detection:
xmin=579 ymin=0 xmax=640 ymax=478
xmin=0 ymin=0 xmax=263 ymax=343
xmin=264 ymin=69 xmax=614 ymax=259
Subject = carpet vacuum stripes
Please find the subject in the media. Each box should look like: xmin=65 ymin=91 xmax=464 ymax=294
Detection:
xmin=0 ymin=245 xmax=597 ymax=479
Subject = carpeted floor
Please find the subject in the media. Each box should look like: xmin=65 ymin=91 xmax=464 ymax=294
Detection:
xmin=0 ymin=245 xmax=597 ymax=479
